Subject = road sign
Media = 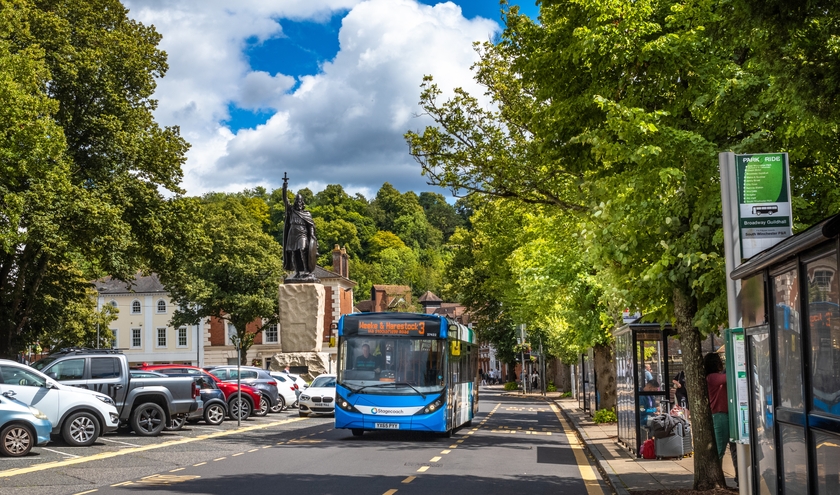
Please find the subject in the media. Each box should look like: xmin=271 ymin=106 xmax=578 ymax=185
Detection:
xmin=734 ymin=153 xmax=793 ymax=259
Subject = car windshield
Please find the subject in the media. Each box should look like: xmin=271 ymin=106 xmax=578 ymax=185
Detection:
xmin=30 ymin=357 xmax=58 ymax=371
xmin=310 ymin=376 xmax=335 ymax=388
xmin=338 ymin=337 xmax=445 ymax=395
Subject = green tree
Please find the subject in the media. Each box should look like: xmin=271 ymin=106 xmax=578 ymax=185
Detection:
xmin=164 ymin=202 xmax=283 ymax=365
xmin=0 ymin=0 xmax=188 ymax=357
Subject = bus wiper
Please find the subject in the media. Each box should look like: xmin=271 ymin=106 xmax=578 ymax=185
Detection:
xmin=345 ymin=383 xmax=393 ymax=396
xmin=394 ymin=382 xmax=425 ymax=399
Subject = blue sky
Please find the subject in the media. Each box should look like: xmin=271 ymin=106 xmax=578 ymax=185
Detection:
xmin=125 ymin=0 xmax=540 ymax=198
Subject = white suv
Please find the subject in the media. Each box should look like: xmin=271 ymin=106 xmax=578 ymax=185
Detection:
xmin=0 ymin=359 xmax=119 ymax=446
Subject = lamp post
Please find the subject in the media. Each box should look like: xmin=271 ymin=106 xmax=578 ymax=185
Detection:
xmin=230 ymin=333 xmax=242 ymax=428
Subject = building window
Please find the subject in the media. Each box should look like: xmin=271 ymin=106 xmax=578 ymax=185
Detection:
xmin=177 ymin=327 xmax=188 ymax=347
xmin=109 ymin=300 xmax=118 ymax=308
xmin=264 ymin=324 xmax=278 ymax=344
xmin=157 ymin=328 xmax=167 ymax=347
xmin=110 ymin=329 xmax=118 ymax=348
xmin=131 ymin=328 xmax=141 ymax=348
xmin=157 ymin=300 xmax=167 ymax=313
xmin=227 ymin=323 xmax=236 ymax=344
xmin=131 ymin=300 xmax=141 ymax=314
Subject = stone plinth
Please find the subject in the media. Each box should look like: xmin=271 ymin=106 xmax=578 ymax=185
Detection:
xmin=279 ymin=283 xmax=325 ymax=352
xmin=268 ymin=352 xmax=333 ymax=381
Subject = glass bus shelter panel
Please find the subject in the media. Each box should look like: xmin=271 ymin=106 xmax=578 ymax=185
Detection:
xmin=779 ymin=423 xmax=809 ymax=495
xmin=637 ymin=332 xmax=664 ymax=392
xmin=742 ymin=273 xmax=767 ymax=328
xmin=615 ymin=330 xmax=635 ymax=452
xmin=749 ymin=331 xmax=777 ymax=495
xmin=773 ymin=268 xmax=805 ymax=412
xmin=587 ymin=347 xmax=597 ymax=413
xmin=806 ymin=251 xmax=840 ymax=417
xmin=813 ymin=430 xmax=840 ymax=495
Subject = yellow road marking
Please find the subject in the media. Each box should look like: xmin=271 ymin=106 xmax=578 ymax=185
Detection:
xmin=111 ymin=481 xmax=133 ymax=487
xmin=429 ymin=456 xmax=441 ymax=462
xmin=138 ymin=474 xmax=201 ymax=485
xmin=402 ymin=476 xmax=416 ymax=484
xmin=550 ymin=403 xmax=604 ymax=495
xmin=0 ymin=417 xmax=306 ymax=478
xmin=262 ymin=445 xmax=271 ymax=449
xmin=193 ymin=462 xmax=207 ymax=467
xmin=456 ymin=439 xmax=464 ymax=443
xmin=214 ymin=457 xmax=226 ymax=461
xmin=248 ymin=448 xmax=259 ymax=452
xmin=441 ymin=449 xmax=451 ymax=454
xmin=449 ymin=444 xmax=458 ymax=449
xmin=416 ymin=466 xmax=430 ymax=473
xmin=383 ymin=490 xmax=398 ymax=495
xmin=169 ymin=468 xmax=185 ymax=472
xmin=232 ymin=453 xmax=243 ymax=457
xmin=73 ymin=490 xmax=98 ymax=495
xmin=289 ymin=439 xmax=324 ymax=444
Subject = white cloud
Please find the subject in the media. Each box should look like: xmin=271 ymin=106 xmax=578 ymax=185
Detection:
xmin=125 ymin=0 xmax=499 ymax=197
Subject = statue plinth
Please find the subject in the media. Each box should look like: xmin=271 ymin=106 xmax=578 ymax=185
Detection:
xmin=278 ymin=283 xmax=325 ymax=352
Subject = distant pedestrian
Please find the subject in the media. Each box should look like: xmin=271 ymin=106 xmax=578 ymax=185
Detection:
xmin=283 ymin=365 xmax=290 ymax=374
xmin=705 ymin=352 xmax=738 ymax=485
xmin=644 ymin=363 xmax=653 ymax=384
xmin=673 ymin=370 xmax=689 ymax=417
xmin=531 ymin=371 xmax=539 ymax=391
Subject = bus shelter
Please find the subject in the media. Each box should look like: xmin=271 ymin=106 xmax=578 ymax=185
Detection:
xmin=578 ymin=349 xmax=597 ymax=415
xmin=730 ymin=213 xmax=840 ymax=495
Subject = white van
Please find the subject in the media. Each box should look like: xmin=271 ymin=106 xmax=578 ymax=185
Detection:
xmin=0 ymin=359 xmax=119 ymax=446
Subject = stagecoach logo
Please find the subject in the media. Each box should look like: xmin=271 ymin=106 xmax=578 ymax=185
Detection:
xmin=366 ymin=407 xmax=408 ymax=415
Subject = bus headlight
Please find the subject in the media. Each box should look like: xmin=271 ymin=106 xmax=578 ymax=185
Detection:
xmin=416 ymin=391 xmax=446 ymax=415
xmin=336 ymin=394 xmax=360 ymax=413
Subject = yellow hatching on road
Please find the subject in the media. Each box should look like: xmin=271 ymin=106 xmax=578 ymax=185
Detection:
xmin=0 ymin=417 xmax=306 ymax=478
xmin=550 ymin=403 xmax=604 ymax=495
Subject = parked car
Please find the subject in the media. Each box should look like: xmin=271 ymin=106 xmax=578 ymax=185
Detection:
xmin=298 ymin=374 xmax=336 ymax=417
xmin=139 ymin=365 xmax=261 ymax=420
xmin=0 ymin=393 xmax=52 ymax=457
xmin=151 ymin=372 xmax=228 ymax=426
xmin=32 ymin=349 xmax=200 ymax=437
xmin=0 ymin=359 xmax=119 ymax=447
xmin=268 ymin=371 xmax=304 ymax=411
xmin=205 ymin=366 xmax=280 ymax=416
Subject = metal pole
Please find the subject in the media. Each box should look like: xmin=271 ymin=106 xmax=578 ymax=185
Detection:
xmin=96 ymin=323 xmax=100 ymax=349
xmin=236 ymin=340 xmax=241 ymax=428
xmin=720 ymin=152 xmax=751 ymax=495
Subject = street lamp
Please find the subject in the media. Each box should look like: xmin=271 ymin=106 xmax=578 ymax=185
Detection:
xmin=230 ymin=333 xmax=242 ymax=428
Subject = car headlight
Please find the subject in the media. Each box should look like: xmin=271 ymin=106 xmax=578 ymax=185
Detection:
xmin=300 ymin=395 xmax=310 ymax=401
xmin=95 ymin=394 xmax=115 ymax=406
xmin=28 ymin=406 xmax=49 ymax=420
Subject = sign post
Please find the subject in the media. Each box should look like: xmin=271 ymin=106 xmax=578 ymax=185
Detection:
xmin=734 ymin=153 xmax=793 ymax=259
xmin=724 ymin=328 xmax=750 ymax=442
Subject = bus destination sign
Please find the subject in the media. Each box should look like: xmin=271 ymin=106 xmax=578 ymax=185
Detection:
xmin=735 ymin=153 xmax=793 ymax=259
xmin=344 ymin=317 xmax=440 ymax=338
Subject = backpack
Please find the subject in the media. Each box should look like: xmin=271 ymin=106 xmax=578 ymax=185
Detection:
xmin=641 ymin=438 xmax=656 ymax=459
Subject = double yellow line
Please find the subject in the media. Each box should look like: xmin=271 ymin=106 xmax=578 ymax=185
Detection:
xmin=0 ymin=417 xmax=305 ymax=478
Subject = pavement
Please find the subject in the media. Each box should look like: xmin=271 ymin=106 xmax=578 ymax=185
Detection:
xmin=491 ymin=386 xmax=738 ymax=494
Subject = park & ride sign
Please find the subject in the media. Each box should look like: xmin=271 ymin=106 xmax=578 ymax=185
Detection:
xmin=734 ymin=153 xmax=793 ymax=259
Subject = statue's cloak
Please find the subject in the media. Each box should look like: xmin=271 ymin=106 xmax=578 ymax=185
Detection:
xmin=283 ymin=208 xmax=318 ymax=273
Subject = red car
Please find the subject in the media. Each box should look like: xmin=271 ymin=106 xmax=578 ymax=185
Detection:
xmin=139 ymin=364 xmax=262 ymax=419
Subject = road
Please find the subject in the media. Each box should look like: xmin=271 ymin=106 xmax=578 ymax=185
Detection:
xmin=0 ymin=388 xmax=608 ymax=495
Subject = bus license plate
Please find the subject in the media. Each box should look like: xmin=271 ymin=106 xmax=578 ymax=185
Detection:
xmin=375 ymin=423 xmax=400 ymax=429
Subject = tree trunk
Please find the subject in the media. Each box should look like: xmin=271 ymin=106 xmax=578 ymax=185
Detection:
xmin=593 ymin=342 xmax=616 ymax=411
xmin=674 ymin=287 xmax=726 ymax=490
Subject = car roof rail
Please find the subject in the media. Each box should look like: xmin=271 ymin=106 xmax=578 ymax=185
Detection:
xmin=52 ymin=347 xmax=125 ymax=355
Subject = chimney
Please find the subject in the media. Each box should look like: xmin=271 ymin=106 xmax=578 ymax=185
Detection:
xmin=332 ymin=245 xmax=342 ymax=276
xmin=340 ymin=247 xmax=349 ymax=278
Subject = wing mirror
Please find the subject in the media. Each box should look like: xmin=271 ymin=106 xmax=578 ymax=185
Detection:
xmin=45 ymin=380 xmax=58 ymax=389
xmin=46 ymin=371 xmax=57 ymax=380
xmin=2 ymin=390 xmax=16 ymax=398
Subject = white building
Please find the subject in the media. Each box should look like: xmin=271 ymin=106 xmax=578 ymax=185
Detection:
xmin=94 ymin=273 xmax=206 ymax=367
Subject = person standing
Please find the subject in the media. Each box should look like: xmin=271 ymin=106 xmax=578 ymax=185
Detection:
xmin=673 ymin=370 xmax=689 ymax=417
xmin=705 ymin=352 xmax=738 ymax=485
xmin=644 ymin=363 xmax=653 ymax=384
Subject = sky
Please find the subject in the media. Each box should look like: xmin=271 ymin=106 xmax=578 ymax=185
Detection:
xmin=122 ymin=0 xmax=540 ymax=200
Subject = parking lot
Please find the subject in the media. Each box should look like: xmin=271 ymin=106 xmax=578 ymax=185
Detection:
xmin=0 ymin=408 xmax=332 ymax=483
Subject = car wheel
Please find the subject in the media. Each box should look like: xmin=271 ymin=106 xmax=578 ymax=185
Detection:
xmin=298 ymin=411 xmax=308 ymax=417
xmin=130 ymin=403 xmax=166 ymax=436
xmin=351 ymin=429 xmax=364 ymax=437
xmin=165 ymin=414 xmax=187 ymax=431
xmin=62 ymin=411 xmax=101 ymax=446
xmin=270 ymin=395 xmax=286 ymax=413
xmin=228 ymin=397 xmax=251 ymax=420
xmin=204 ymin=403 xmax=226 ymax=426
xmin=253 ymin=396 xmax=270 ymax=417
xmin=1 ymin=424 xmax=34 ymax=457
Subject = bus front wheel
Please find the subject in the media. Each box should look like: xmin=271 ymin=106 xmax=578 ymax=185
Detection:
xmin=351 ymin=429 xmax=364 ymax=437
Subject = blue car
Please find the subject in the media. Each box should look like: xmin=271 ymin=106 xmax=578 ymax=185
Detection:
xmin=0 ymin=392 xmax=52 ymax=457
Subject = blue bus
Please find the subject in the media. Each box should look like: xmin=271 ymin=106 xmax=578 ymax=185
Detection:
xmin=334 ymin=312 xmax=479 ymax=437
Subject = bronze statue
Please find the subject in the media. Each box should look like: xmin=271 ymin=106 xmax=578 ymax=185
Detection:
xmin=282 ymin=173 xmax=319 ymax=282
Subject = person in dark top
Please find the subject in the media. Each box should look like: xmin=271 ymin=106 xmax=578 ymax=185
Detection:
xmin=354 ymin=344 xmax=378 ymax=371
xmin=673 ymin=370 xmax=688 ymax=409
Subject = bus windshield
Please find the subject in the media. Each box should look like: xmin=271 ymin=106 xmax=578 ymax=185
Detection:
xmin=338 ymin=337 xmax=445 ymax=395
